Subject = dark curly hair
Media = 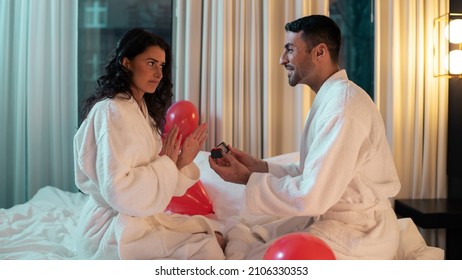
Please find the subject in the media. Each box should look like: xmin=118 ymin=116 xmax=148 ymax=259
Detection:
xmin=285 ymin=15 xmax=341 ymax=63
xmin=80 ymin=28 xmax=173 ymax=135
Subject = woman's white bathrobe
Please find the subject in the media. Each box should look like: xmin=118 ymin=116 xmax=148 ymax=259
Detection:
xmin=73 ymin=95 xmax=224 ymax=260
xmin=225 ymin=70 xmax=401 ymax=260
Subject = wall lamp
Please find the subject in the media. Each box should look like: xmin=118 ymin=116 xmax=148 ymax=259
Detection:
xmin=434 ymin=13 xmax=462 ymax=78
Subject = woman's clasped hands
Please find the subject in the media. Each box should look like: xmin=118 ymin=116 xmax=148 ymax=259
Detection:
xmin=161 ymin=123 xmax=207 ymax=170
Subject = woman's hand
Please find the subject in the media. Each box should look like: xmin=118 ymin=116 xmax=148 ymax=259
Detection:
xmin=159 ymin=125 xmax=182 ymax=164
xmin=176 ymin=123 xmax=207 ymax=170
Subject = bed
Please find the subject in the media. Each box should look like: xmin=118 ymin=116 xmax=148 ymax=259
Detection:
xmin=0 ymin=151 xmax=444 ymax=260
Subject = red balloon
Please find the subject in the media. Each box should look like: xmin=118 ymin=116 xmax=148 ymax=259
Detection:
xmin=164 ymin=100 xmax=199 ymax=143
xmin=263 ymin=233 xmax=336 ymax=260
xmin=165 ymin=180 xmax=214 ymax=215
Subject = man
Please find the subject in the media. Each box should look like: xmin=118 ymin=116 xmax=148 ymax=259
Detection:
xmin=209 ymin=15 xmax=401 ymax=259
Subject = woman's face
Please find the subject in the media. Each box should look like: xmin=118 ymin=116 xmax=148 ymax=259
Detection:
xmin=123 ymin=45 xmax=166 ymax=100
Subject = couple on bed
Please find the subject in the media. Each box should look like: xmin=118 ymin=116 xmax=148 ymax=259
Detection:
xmin=73 ymin=15 xmax=401 ymax=260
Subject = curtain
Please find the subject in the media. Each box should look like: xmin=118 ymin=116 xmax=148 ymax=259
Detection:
xmin=0 ymin=0 xmax=78 ymax=209
xmin=173 ymin=0 xmax=328 ymax=158
xmin=375 ymin=0 xmax=449 ymax=199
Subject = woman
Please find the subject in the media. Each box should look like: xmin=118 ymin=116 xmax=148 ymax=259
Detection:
xmin=74 ymin=28 xmax=224 ymax=259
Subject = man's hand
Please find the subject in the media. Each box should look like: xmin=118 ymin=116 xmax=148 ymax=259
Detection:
xmin=209 ymin=150 xmax=252 ymax=184
xmin=227 ymin=145 xmax=268 ymax=173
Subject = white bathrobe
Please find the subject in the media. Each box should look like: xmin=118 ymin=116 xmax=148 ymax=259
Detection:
xmin=226 ymin=70 xmax=401 ymax=260
xmin=73 ymin=94 xmax=224 ymax=260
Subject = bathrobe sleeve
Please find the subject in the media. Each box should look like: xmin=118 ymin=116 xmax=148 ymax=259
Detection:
xmin=77 ymin=100 xmax=199 ymax=217
xmin=267 ymin=162 xmax=302 ymax=178
xmin=241 ymin=112 xmax=372 ymax=217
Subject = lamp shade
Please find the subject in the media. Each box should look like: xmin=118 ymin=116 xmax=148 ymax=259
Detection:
xmin=444 ymin=19 xmax=462 ymax=44
xmin=434 ymin=13 xmax=462 ymax=78
xmin=444 ymin=50 xmax=462 ymax=75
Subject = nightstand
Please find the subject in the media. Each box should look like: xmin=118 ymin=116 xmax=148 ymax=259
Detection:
xmin=394 ymin=199 xmax=462 ymax=260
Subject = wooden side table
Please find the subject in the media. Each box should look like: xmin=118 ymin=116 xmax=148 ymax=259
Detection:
xmin=394 ymin=199 xmax=462 ymax=260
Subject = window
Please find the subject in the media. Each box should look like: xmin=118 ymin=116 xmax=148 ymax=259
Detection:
xmin=330 ymin=0 xmax=374 ymax=99
xmin=77 ymin=0 xmax=173 ymax=123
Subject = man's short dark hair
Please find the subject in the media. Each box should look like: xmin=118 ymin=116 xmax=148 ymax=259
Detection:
xmin=285 ymin=15 xmax=341 ymax=63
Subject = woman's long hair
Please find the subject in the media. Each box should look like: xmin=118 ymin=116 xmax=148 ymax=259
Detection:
xmin=80 ymin=28 xmax=173 ymax=135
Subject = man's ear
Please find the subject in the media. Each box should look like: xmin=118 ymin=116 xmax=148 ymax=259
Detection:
xmin=315 ymin=43 xmax=328 ymax=60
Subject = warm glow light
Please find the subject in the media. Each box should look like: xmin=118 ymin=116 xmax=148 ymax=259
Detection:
xmin=444 ymin=19 xmax=462 ymax=44
xmin=434 ymin=13 xmax=462 ymax=77
xmin=443 ymin=50 xmax=462 ymax=75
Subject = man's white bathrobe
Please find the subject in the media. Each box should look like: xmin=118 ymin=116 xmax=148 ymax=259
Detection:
xmin=225 ymin=70 xmax=401 ymax=260
xmin=73 ymin=95 xmax=224 ymax=260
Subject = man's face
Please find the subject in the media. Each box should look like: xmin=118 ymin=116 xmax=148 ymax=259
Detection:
xmin=279 ymin=31 xmax=314 ymax=87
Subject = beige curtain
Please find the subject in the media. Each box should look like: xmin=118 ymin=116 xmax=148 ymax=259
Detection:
xmin=173 ymin=0 xmax=328 ymax=158
xmin=375 ymin=0 xmax=449 ymax=199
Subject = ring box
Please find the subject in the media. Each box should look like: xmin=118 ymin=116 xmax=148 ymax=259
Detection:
xmin=211 ymin=142 xmax=229 ymax=158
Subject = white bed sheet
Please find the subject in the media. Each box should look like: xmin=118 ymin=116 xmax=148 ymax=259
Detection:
xmin=0 ymin=151 xmax=444 ymax=260
xmin=0 ymin=186 xmax=85 ymax=259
